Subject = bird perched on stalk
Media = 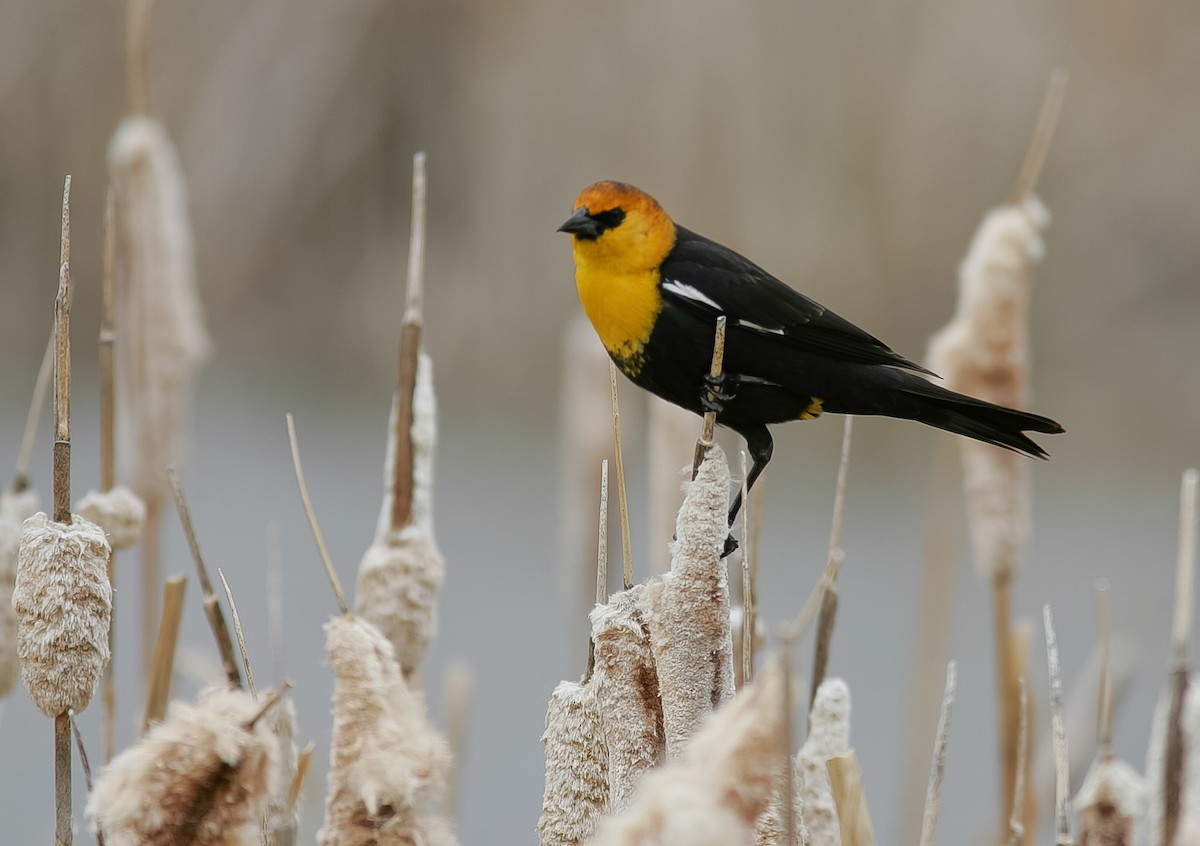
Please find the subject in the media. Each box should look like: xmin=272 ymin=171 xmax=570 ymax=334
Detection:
xmin=559 ymin=181 xmax=1064 ymax=543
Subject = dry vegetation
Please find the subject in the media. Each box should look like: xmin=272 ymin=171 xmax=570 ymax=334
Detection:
xmin=3 ymin=5 xmax=1200 ymax=846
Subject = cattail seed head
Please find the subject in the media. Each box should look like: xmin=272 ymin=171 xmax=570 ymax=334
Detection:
xmin=13 ymin=512 xmax=112 ymax=716
xmin=77 ymin=484 xmax=147 ymax=550
xmin=538 ymin=680 xmax=609 ymax=846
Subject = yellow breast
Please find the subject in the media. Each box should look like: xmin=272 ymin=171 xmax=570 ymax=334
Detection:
xmin=575 ymin=262 xmax=662 ymax=371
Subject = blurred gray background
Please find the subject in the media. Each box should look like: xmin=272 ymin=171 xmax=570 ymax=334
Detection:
xmin=1 ymin=1 xmax=1198 ymax=843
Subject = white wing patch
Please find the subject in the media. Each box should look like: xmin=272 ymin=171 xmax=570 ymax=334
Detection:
xmin=663 ymin=279 xmax=722 ymax=311
xmin=735 ymin=318 xmax=786 ymax=336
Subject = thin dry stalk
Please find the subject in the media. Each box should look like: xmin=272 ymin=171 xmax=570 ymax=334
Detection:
xmin=288 ymin=742 xmax=315 ymax=818
xmin=100 ymin=187 xmax=118 ymax=763
xmin=691 ymin=316 xmax=727 ymax=479
xmin=809 ymin=418 xmax=853 ymax=713
xmin=218 ymin=569 xmax=256 ymax=699
xmin=70 ymin=715 xmax=97 ymax=799
xmin=1096 ymin=580 xmax=1114 ymax=757
xmin=740 ymin=451 xmax=754 ymax=687
xmin=389 ymin=151 xmax=427 ymax=533
xmin=55 ymin=711 xmax=72 ymax=846
xmin=1165 ymin=469 xmax=1199 ymax=846
xmin=585 ymin=460 xmax=609 ymax=683
xmin=809 ymin=584 xmax=839 ymax=717
xmin=609 ymin=363 xmax=634 ymax=589
xmin=124 ymin=0 xmax=153 ymax=114
xmin=168 ymin=467 xmax=242 ymax=688
xmin=1007 ymin=677 xmax=1029 ymax=846
xmin=286 ymin=414 xmax=349 ymax=615
xmin=1011 ymin=69 xmax=1070 ymax=204
xmin=1044 ymin=604 xmax=1074 ymax=846
xmin=143 ymin=575 xmax=187 ymax=730
xmin=996 ymin=584 xmax=1037 ymax=843
xmin=13 ymin=331 xmax=54 ymax=493
xmin=827 ymin=416 xmax=853 ymax=560
xmin=827 ymin=751 xmax=875 ymax=846
xmin=918 ymin=661 xmax=958 ymax=846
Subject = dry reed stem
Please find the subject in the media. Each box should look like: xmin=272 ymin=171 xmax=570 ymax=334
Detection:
xmin=1007 ymin=677 xmax=1029 ymax=846
xmin=55 ymin=711 xmax=72 ymax=846
xmin=318 ymin=615 xmax=456 ymax=846
xmin=651 ymin=443 xmax=734 ymax=758
xmin=218 ymin=569 xmax=256 ymax=699
xmin=589 ymin=662 xmax=787 ymax=846
xmin=691 ymin=316 xmax=727 ymax=479
xmin=537 ymin=680 xmax=609 ymax=846
xmin=1074 ymin=754 xmax=1144 ymax=846
xmin=389 ymin=152 xmax=427 ymax=533
xmin=125 ymin=0 xmax=153 ymax=114
xmin=739 ymin=451 xmax=755 ymax=687
xmin=442 ymin=662 xmax=471 ymax=820
xmin=286 ymin=414 xmax=349 ymax=615
xmin=1044 ymin=604 xmax=1075 ymax=845
xmin=288 ymin=742 xmax=315 ymax=819
xmin=609 ymin=362 xmax=634 ymax=589
xmin=590 ymin=584 xmax=664 ymax=811
xmin=143 ymin=575 xmax=187 ymax=730
xmin=53 ymin=174 xmax=72 ymax=525
xmin=918 ymin=660 xmax=957 ymax=846
xmin=1166 ymin=469 xmax=1199 ymax=846
xmin=0 ymin=489 xmax=40 ymax=698
xmin=13 ymin=331 xmax=54 ymax=493
xmin=100 ymin=186 xmax=118 ymax=761
xmin=356 ymin=354 xmax=444 ymax=677
xmin=1011 ymin=69 xmax=1070 ymax=204
xmin=168 ymin=467 xmax=242 ymax=688
xmin=90 ymin=685 xmax=283 ymax=846
xmin=586 ymin=460 xmax=609 ymax=683
xmin=996 ymin=585 xmax=1037 ymax=843
xmin=70 ymin=714 xmax=97 ymax=801
xmin=809 ymin=418 xmax=853 ymax=714
xmin=1097 ymin=580 xmax=1114 ymax=756
xmin=827 ymin=751 xmax=875 ymax=846
xmin=649 ymin=399 xmax=699 ymax=575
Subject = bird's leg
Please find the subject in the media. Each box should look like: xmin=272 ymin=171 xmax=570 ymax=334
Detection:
xmin=721 ymin=425 xmax=774 ymax=559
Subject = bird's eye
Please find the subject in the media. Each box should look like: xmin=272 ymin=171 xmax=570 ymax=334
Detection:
xmin=590 ymin=208 xmax=626 ymax=231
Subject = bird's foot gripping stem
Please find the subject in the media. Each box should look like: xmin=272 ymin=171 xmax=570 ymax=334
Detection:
xmin=721 ymin=533 xmax=738 ymax=559
xmin=700 ymin=373 xmax=736 ymax=414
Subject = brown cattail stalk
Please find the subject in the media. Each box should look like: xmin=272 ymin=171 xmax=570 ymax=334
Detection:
xmin=109 ymin=113 xmax=211 ymax=674
xmin=590 ymin=662 xmax=787 ymax=846
xmin=318 ymin=615 xmax=457 ymax=846
xmin=143 ymin=576 xmax=187 ymax=730
xmin=590 ymin=584 xmax=664 ymax=811
xmin=168 ymin=468 xmax=242 ymax=688
xmin=918 ymin=661 xmax=958 ymax=846
xmin=537 ymin=680 xmax=609 ymax=846
xmin=89 ymin=685 xmax=284 ymax=846
xmin=650 ymin=443 xmax=734 ymax=757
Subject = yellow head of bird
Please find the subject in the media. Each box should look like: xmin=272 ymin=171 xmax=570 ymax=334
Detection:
xmin=558 ymin=181 xmax=676 ymax=274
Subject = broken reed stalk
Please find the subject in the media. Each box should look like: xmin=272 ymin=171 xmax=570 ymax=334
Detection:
xmin=827 ymin=751 xmax=876 ymax=846
xmin=1043 ymin=604 xmax=1074 ymax=846
xmin=286 ymin=413 xmax=349 ymax=615
xmin=609 ymin=362 xmax=634 ymax=589
xmin=167 ymin=467 xmax=242 ymax=688
xmin=218 ymin=568 xmax=256 ymax=699
xmin=1007 ymin=677 xmax=1029 ymax=846
xmin=585 ymin=460 xmax=609 ymax=683
xmin=1165 ymin=468 xmax=1199 ymax=846
xmin=1095 ymin=580 xmax=1115 ymax=758
xmin=1011 ymin=69 xmax=1069 ymax=204
xmin=389 ymin=151 xmax=427 ymax=533
xmin=691 ymin=316 xmax=727 ymax=479
xmin=100 ymin=187 xmax=118 ymax=762
xmin=53 ymin=173 xmax=73 ymax=846
xmin=143 ymin=575 xmax=186 ymax=730
xmin=919 ymin=661 xmax=958 ymax=846
xmin=13 ymin=331 xmax=54 ymax=493
xmin=288 ymin=742 xmax=315 ymax=816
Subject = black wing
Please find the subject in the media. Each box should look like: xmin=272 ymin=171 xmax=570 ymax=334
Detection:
xmin=660 ymin=226 xmax=933 ymax=375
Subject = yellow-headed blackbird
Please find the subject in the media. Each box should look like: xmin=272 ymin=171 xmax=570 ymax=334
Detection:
xmin=559 ymin=180 xmax=1064 ymax=535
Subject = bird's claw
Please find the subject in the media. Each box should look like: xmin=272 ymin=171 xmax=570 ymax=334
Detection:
xmin=721 ymin=533 xmax=739 ymax=559
xmin=701 ymin=373 xmax=736 ymax=414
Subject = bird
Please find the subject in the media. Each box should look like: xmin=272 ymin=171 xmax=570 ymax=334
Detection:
xmin=558 ymin=180 xmax=1064 ymax=548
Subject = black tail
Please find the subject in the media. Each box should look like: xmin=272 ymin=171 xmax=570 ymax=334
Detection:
xmin=896 ymin=380 xmax=1065 ymax=458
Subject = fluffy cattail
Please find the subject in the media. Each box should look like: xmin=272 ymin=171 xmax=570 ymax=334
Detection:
xmin=798 ymin=677 xmax=852 ymax=846
xmin=926 ymin=196 xmax=1049 ymax=582
xmin=13 ymin=512 xmax=112 ymax=716
xmin=87 ymin=686 xmax=280 ymax=846
xmin=77 ymin=484 xmax=146 ymax=550
xmin=649 ymin=443 xmax=735 ymax=757
xmin=755 ymin=756 xmax=810 ymax=846
xmin=1074 ymin=756 xmax=1143 ymax=846
xmin=0 ymin=489 xmax=40 ymax=698
xmin=589 ymin=662 xmax=786 ymax=846
xmin=355 ymin=354 xmax=444 ymax=676
xmin=318 ymin=615 xmax=457 ymax=846
xmin=263 ymin=696 xmax=301 ymax=846
xmin=590 ymin=582 xmax=665 ymax=811
xmin=537 ymin=680 xmax=609 ymax=846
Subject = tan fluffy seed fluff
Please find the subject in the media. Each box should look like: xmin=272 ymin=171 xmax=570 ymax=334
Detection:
xmin=318 ymin=615 xmax=457 ymax=846
xmin=926 ymin=197 xmax=1049 ymax=581
xmin=356 ymin=353 xmax=445 ymax=677
xmin=0 ymin=489 xmax=40 ymax=698
xmin=537 ymin=680 xmax=609 ymax=846
xmin=650 ymin=443 xmax=735 ymax=758
xmin=77 ymin=484 xmax=147 ymax=550
xmin=13 ymin=512 xmax=112 ymax=715
xmin=108 ymin=115 xmax=211 ymax=504
xmin=86 ymin=686 xmax=279 ymax=846
xmin=1074 ymin=756 xmax=1143 ymax=846
xmin=590 ymin=582 xmax=665 ymax=811
xmin=589 ymin=662 xmax=786 ymax=846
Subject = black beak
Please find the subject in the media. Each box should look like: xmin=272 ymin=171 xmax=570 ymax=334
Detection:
xmin=557 ymin=206 xmax=601 ymax=239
